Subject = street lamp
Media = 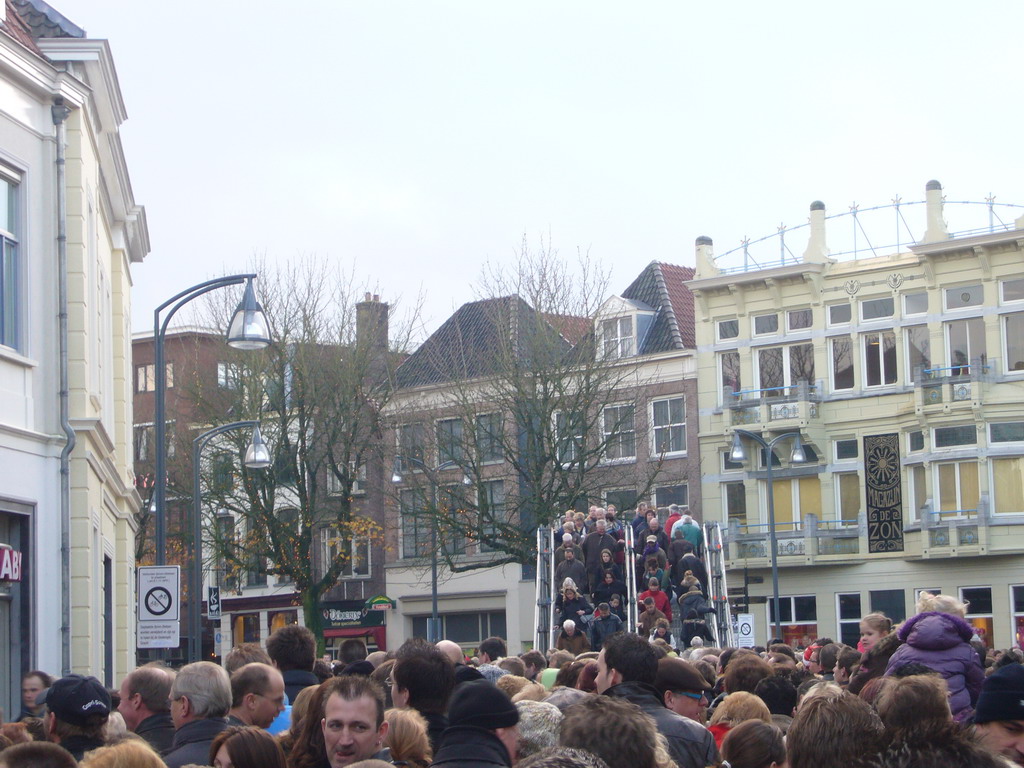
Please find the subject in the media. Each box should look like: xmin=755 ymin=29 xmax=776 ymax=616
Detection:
xmin=153 ymin=275 xmax=270 ymax=568
xmin=189 ymin=421 xmax=271 ymax=663
xmin=391 ymin=457 xmax=471 ymax=643
xmin=729 ymin=429 xmax=806 ymax=643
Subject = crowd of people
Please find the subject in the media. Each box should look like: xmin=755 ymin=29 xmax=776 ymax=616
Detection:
xmin=3 ymin=506 xmax=1024 ymax=767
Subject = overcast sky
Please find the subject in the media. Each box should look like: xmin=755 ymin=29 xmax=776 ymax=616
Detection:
xmin=55 ymin=1 xmax=1024 ymax=337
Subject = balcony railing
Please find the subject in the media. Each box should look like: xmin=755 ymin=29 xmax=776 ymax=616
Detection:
xmin=914 ymin=360 xmax=993 ymax=411
xmin=723 ymin=381 xmax=820 ymax=428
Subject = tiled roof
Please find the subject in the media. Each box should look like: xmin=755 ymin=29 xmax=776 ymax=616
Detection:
xmin=10 ymin=0 xmax=84 ymax=39
xmin=396 ymin=296 xmax=575 ymax=389
xmin=620 ymin=261 xmax=696 ymax=353
xmin=2 ymin=0 xmax=43 ymax=55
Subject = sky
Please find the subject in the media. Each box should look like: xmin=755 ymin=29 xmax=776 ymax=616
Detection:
xmin=53 ymin=1 xmax=1024 ymax=338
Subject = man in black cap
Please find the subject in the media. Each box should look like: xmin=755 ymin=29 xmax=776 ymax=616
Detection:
xmin=432 ymin=679 xmax=519 ymax=768
xmin=973 ymin=663 xmax=1024 ymax=766
xmin=38 ymin=674 xmax=110 ymax=760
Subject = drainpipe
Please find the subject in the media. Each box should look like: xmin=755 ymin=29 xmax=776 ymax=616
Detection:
xmin=53 ymin=96 xmax=73 ymax=676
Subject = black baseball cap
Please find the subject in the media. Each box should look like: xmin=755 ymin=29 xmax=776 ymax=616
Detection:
xmin=37 ymin=674 xmax=111 ymax=726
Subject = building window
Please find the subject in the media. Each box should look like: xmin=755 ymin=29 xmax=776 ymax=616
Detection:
xmin=905 ymin=325 xmax=930 ymax=379
xmin=136 ymin=363 xmax=174 ymax=392
xmin=604 ymin=488 xmax=639 ymax=514
xmin=960 ymin=586 xmax=993 ymax=648
xmin=215 ymin=514 xmax=237 ymax=590
xmin=217 ymin=362 xmax=241 ymax=389
xmin=602 ymin=316 xmax=634 ymax=359
xmin=863 ymin=331 xmax=897 ymax=386
xmin=400 ymin=488 xmax=431 ymax=558
xmin=211 ymin=453 xmax=235 ymax=493
xmin=718 ymin=319 xmax=739 ymax=340
xmin=602 ymin=404 xmax=635 ymax=461
xmin=828 ymin=303 xmax=852 ymax=326
xmin=651 ymin=396 xmax=685 ymax=455
xmin=436 ymin=418 xmax=464 ymax=464
xmin=720 ymin=351 xmax=742 ymax=400
xmin=321 ymin=527 xmax=370 ymax=579
xmin=555 ymin=411 xmax=584 ymax=464
xmin=478 ymin=479 xmax=505 ymax=553
xmin=753 ymin=313 xmax=779 ymax=336
xmin=475 ymin=414 xmax=503 ymax=463
xmin=326 ymin=463 xmax=366 ymax=496
xmin=412 ymin=611 xmax=506 ymax=647
xmin=945 ymin=285 xmax=983 ymax=311
xmin=1004 ymin=313 xmax=1024 ymax=373
xmin=756 ymin=343 xmax=815 ymax=392
xmin=903 ymin=292 xmax=928 ymax=315
xmin=837 ymin=592 xmax=862 ymax=647
xmin=1012 ymin=586 xmax=1024 ymax=648
xmin=934 ymin=425 xmax=977 ymax=449
xmin=397 ymin=424 xmax=427 ymax=471
xmin=992 ymin=423 xmax=1024 ymax=444
xmin=908 ymin=430 xmax=925 ymax=452
xmin=724 ymin=481 xmax=747 ymax=527
xmin=438 ymin=484 xmax=467 ymax=556
xmin=721 ymin=450 xmax=744 ymax=472
xmin=787 ymin=309 xmax=812 ymax=331
xmin=767 ymin=476 xmax=821 ymax=531
xmin=831 ymin=336 xmax=854 ymax=391
xmin=993 ymin=458 xmax=1024 ymax=515
xmin=654 ymin=484 xmax=687 ymax=509
xmin=233 ymin=613 xmax=260 ymax=645
xmin=909 ymin=464 xmax=928 ymax=520
xmin=870 ymin=589 xmax=906 ymax=623
xmin=134 ymin=425 xmax=154 ymax=461
xmin=1002 ymin=279 xmax=1024 ymax=304
xmin=946 ymin=318 xmax=986 ymax=375
xmin=0 ymin=173 xmax=19 ymax=349
xmin=768 ymin=595 xmax=817 ymax=647
xmin=836 ymin=473 xmax=860 ymax=525
xmin=860 ymin=297 xmax=894 ymax=321
xmin=935 ymin=461 xmax=979 ymax=515
xmin=834 ymin=439 xmax=858 ymax=461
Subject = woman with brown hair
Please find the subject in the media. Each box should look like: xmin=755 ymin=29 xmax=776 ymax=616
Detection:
xmin=383 ymin=708 xmax=432 ymax=768
xmin=707 ymin=691 xmax=771 ymax=749
xmin=720 ymin=720 xmax=786 ymax=768
xmin=78 ymin=739 xmax=166 ymax=768
xmin=211 ymin=725 xmax=287 ymax=768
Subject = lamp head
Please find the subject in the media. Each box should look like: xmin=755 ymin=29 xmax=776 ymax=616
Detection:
xmin=391 ymin=459 xmax=403 ymax=485
xmin=729 ymin=432 xmax=747 ymax=463
xmin=227 ymin=278 xmax=271 ymax=351
xmin=244 ymin=424 xmax=272 ymax=469
xmin=790 ymin=435 xmax=806 ymax=464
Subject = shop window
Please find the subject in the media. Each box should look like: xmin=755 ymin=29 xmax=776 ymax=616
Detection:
xmin=1012 ymin=586 xmax=1024 ymax=648
xmin=869 ymin=589 xmax=906 ymax=624
xmin=768 ymin=595 xmax=817 ymax=647
xmin=233 ymin=612 xmax=260 ymax=645
xmin=412 ymin=611 xmax=506 ymax=646
xmin=269 ymin=610 xmax=297 ymax=634
xmin=960 ymin=586 xmax=993 ymax=648
xmin=836 ymin=592 xmax=862 ymax=647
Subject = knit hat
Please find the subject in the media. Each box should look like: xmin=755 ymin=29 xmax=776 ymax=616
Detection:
xmin=516 ymin=700 xmax=563 ymax=757
xmin=477 ymin=663 xmax=509 ymax=683
xmin=975 ymin=663 xmax=1024 ymax=723
xmin=447 ymin=679 xmax=520 ymax=729
xmin=37 ymin=675 xmax=110 ymax=726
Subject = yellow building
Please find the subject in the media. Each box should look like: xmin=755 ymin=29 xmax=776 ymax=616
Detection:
xmin=688 ymin=182 xmax=1024 ymax=648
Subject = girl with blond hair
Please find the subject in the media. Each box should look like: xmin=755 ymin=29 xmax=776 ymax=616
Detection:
xmin=384 ymin=708 xmax=432 ymax=768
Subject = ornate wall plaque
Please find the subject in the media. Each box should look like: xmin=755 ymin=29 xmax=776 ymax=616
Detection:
xmin=864 ymin=433 xmax=904 ymax=552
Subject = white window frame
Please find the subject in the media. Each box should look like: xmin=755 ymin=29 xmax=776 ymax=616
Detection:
xmin=932 ymin=425 xmax=977 ymax=450
xmin=554 ymin=410 xmax=584 ymax=465
xmin=834 ymin=472 xmax=861 ymax=527
xmin=836 ymin=592 xmax=863 ymax=647
xmin=650 ymin=396 xmax=686 ymax=456
xmin=717 ymin=318 xmax=740 ymax=342
xmin=320 ymin=526 xmax=371 ymax=579
xmin=721 ymin=449 xmax=744 ymax=473
xmin=933 ymin=459 xmax=979 ymax=518
xmin=718 ymin=350 xmax=742 ymax=405
xmin=397 ymin=423 xmax=427 ymax=472
xmin=991 ymin=422 xmax=1024 ymax=445
xmin=1001 ymin=278 xmax=1024 ymax=306
xmin=602 ymin=403 xmax=636 ymax=463
xmin=908 ymin=462 xmax=928 ymax=521
xmin=862 ymin=330 xmax=898 ymax=387
xmin=0 ymin=168 xmax=21 ymax=351
xmin=945 ymin=317 xmax=987 ymax=374
xmin=830 ymin=335 xmax=855 ymax=392
xmin=827 ymin=302 xmax=852 ymax=327
xmin=601 ymin=316 xmax=634 ymax=359
xmin=753 ymin=313 xmax=779 ymax=336
xmin=326 ymin=462 xmax=366 ymax=496
xmin=903 ymin=291 xmax=928 ymax=316
xmin=759 ymin=476 xmax=819 ymax=532
xmin=1010 ymin=585 xmax=1024 ymax=648
xmin=991 ymin=456 xmax=1024 ymax=515
xmin=1003 ymin=312 xmax=1024 ymax=376
xmin=217 ymin=362 xmax=241 ymax=389
xmin=787 ymin=309 xmax=813 ymax=332
xmin=436 ymin=417 xmax=464 ymax=464
xmin=959 ymin=585 xmax=994 ymax=649
xmin=833 ymin=438 xmax=859 ymax=462
xmin=907 ymin=430 xmax=926 ymax=453
xmin=904 ymin=324 xmax=931 ymax=381
xmin=477 ymin=479 xmax=505 ymax=553
xmin=859 ymin=296 xmax=894 ymax=322
xmin=754 ymin=343 xmax=815 ymax=392
xmin=474 ymin=413 xmax=503 ymax=464
xmin=944 ymin=284 xmax=984 ymax=312
xmin=767 ymin=594 xmax=818 ymax=644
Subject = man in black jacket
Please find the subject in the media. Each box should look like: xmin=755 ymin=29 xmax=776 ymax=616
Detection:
xmin=266 ymin=624 xmax=320 ymax=702
xmin=391 ymin=638 xmax=455 ymax=752
xmin=596 ymin=633 xmax=718 ymax=768
xmin=164 ymin=662 xmax=231 ymax=768
xmin=432 ymin=679 xmax=519 ymax=768
xmin=117 ymin=665 xmax=176 ymax=755
xmin=38 ymin=674 xmax=110 ymax=761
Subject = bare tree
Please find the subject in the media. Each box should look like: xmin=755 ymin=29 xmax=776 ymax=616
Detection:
xmin=389 ymin=237 xmax=666 ymax=571
xmin=181 ymin=257 xmax=416 ymax=639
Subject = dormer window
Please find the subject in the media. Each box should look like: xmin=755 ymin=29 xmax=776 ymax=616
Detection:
xmin=602 ymin=317 xmax=634 ymax=359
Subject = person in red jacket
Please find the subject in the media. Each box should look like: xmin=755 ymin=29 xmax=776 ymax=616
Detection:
xmin=638 ymin=577 xmax=672 ymax=621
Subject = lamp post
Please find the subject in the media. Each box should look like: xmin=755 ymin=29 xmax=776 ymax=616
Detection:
xmin=729 ymin=429 xmax=806 ymax=643
xmin=391 ymin=457 xmax=471 ymax=643
xmin=153 ymin=275 xmax=270 ymax=567
xmin=189 ymin=421 xmax=271 ymax=663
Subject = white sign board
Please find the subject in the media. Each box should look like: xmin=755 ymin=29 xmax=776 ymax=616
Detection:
xmin=137 ymin=566 xmax=180 ymax=649
xmin=736 ymin=612 xmax=755 ymax=648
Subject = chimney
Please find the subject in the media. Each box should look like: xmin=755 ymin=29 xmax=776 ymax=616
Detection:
xmin=356 ymin=294 xmax=389 ymax=351
xmin=921 ymin=179 xmax=948 ymax=243
xmin=802 ymin=200 xmax=828 ymax=263
xmin=694 ymin=236 xmax=718 ymax=279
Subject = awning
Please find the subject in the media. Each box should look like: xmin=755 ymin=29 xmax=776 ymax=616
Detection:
xmin=324 ymin=626 xmax=386 ymax=650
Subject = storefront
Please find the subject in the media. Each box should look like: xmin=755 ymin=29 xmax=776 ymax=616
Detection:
xmin=321 ymin=595 xmax=393 ymax=656
xmin=0 ymin=509 xmax=29 ymax=720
